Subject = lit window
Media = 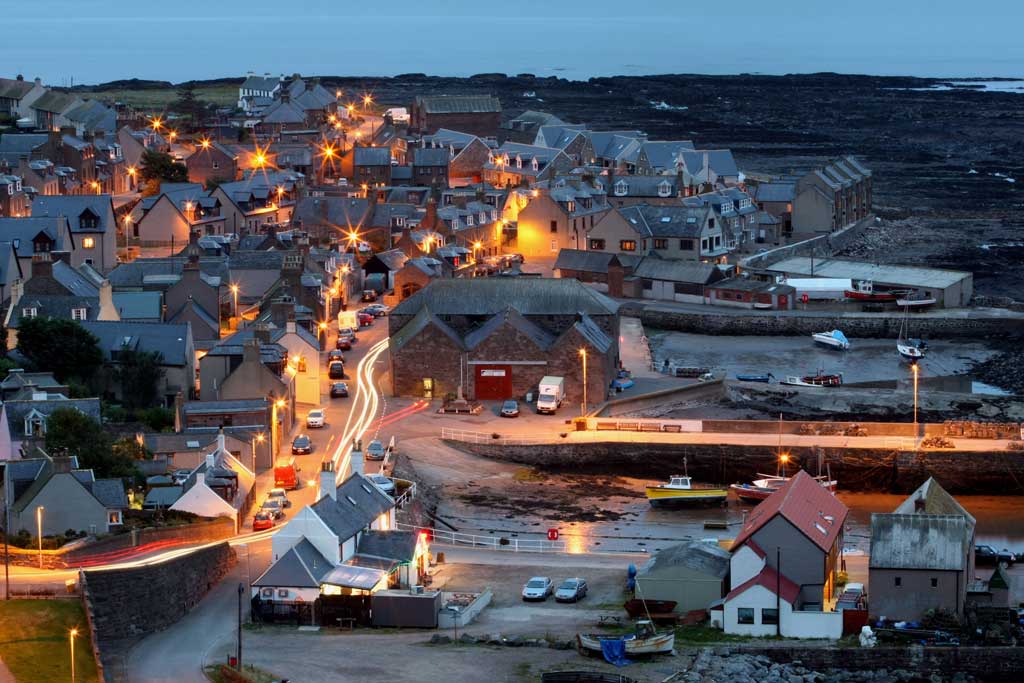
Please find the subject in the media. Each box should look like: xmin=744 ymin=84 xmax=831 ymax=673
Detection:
xmin=619 ymin=240 xmax=637 ymax=252
xmin=82 ymin=237 xmax=95 ymax=249
xmin=72 ymin=308 xmax=87 ymax=320
xmin=22 ymin=307 xmax=37 ymax=318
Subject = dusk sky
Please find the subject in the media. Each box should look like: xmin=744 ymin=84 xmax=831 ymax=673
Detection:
xmin=4 ymin=1 xmax=1022 ymax=84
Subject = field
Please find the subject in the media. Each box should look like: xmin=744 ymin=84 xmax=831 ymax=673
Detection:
xmin=77 ymin=84 xmax=238 ymax=110
xmin=0 ymin=599 xmax=99 ymax=683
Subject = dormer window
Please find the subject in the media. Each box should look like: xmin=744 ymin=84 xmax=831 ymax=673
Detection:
xmin=15 ymin=180 xmax=21 ymax=192
xmin=22 ymin=307 xmax=37 ymax=319
xmin=72 ymin=307 xmax=87 ymax=320
xmin=25 ymin=412 xmax=45 ymax=436
xmin=515 ymin=156 xmax=523 ymax=169
xmin=490 ymin=210 xmax=497 ymax=221
xmin=392 ymin=216 xmax=405 ymax=228
xmin=658 ymin=181 xmax=672 ymax=198
xmin=531 ymin=158 xmax=539 ymax=171
xmin=567 ymin=201 xmax=576 ymax=212
xmin=614 ymin=181 xmax=628 ymax=197
xmin=487 ymin=153 xmax=495 ymax=165
xmin=79 ymin=209 xmax=99 ymax=230
xmin=478 ymin=211 xmax=486 ymax=223
xmin=466 ymin=215 xmax=474 ymax=227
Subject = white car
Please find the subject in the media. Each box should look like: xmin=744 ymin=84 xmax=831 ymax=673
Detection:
xmin=521 ymin=576 xmax=553 ymax=601
xmin=267 ymin=487 xmax=291 ymax=508
xmin=306 ymin=409 xmax=325 ymax=428
xmin=367 ymin=473 xmax=395 ymax=495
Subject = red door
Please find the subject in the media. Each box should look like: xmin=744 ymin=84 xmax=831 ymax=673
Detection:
xmin=474 ymin=365 xmax=512 ymax=400
xmin=778 ymin=294 xmax=788 ymax=309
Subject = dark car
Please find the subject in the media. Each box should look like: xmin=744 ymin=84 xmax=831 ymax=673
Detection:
xmin=500 ymin=400 xmax=520 ymax=417
xmin=291 ymin=434 xmax=312 ymax=454
xmin=338 ymin=327 xmax=357 ymax=344
xmin=328 ymin=349 xmax=345 ymax=364
xmin=975 ymin=544 xmax=1016 ymax=565
xmin=328 ymin=361 xmax=346 ymax=379
xmin=330 ymin=381 xmax=349 ymax=398
xmin=336 ymin=337 xmax=352 ymax=351
xmin=361 ymin=289 xmax=378 ymax=302
xmin=357 ymin=312 xmax=374 ymax=327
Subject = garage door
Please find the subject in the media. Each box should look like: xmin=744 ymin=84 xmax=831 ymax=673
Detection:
xmin=474 ymin=365 xmax=512 ymax=400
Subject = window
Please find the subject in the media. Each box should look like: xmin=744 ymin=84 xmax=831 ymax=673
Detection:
xmin=82 ymin=237 xmax=95 ymax=249
xmin=614 ymin=181 xmax=628 ymax=196
xmin=277 ymin=589 xmax=289 ymax=598
xmin=714 ymin=235 xmax=721 ymax=247
xmin=894 ymin=577 xmax=902 ymax=587
xmin=531 ymin=158 xmax=539 ymax=171
xmin=761 ymin=608 xmax=779 ymax=625
xmin=72 ymin=308 xmax=87 ymax=320
xmin=658 ymin=182 xmax=672 ymax=198
xmin=641 ymin=278 xmax=652 ymax=291
xmin=737 ymin=608 xmax=755 ymax=624
xmin=930 ymin=578 xmax=938 ymax=588
xmin=262 ymin=587 xmax=274 ymax=598
xmin=567 ymin=201 xmax=576 ymax=212
xmin=550 ymin=240 xmax=558 ymax=252
xmin=516 ymin=156 xmax=523 ymax=169
xmin=708 ymin=218 xmax=715 ymax=228
xmin=589 ymin=238 xmax=605 ymax=250
xmin=108 ymin=510 xmax=122 ymax=526
xmin=701 ymin=238 xmax=709 ymax=252
xmin=22 ymin=307 xmax=37 ymax=319
xmin=619 ymin=240 xmax=637 ymax=252
xmin=680 ymin=239 xmax=694 ymax=250
xmin=550 ymin=220 xmax=558 ymax=234
xmin=653 ymin=238 xmax=668 ymax=250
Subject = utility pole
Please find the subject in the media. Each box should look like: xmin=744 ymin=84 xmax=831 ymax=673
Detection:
xmin=236 ymin=582 xmax=243 ymax=669
xmin=775 ymin=547 xmax=781 ymax=637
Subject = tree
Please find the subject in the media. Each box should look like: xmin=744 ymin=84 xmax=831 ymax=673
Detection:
xmin=112 ymin=345 xmax=164 ymax=411
xmin=16 ymin=318 xmax=103 ymax=384
xmin=139 ymin=149 xmax=188 ymax=187
xmin=44 ymin=408 xmax=141 ymax=483
xmin=172 ymin=83 xmax=208 ymax=130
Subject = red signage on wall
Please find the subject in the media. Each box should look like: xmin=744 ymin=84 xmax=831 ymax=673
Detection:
xmin=547 ymin=528 xmax=559 ymax=541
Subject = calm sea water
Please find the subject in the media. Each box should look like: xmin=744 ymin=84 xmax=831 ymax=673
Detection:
xmin=4 ymin=6 xmax=1022 ymax=85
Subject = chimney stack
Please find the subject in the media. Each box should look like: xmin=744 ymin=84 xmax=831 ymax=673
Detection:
xmin=206 ymin=451 xmax=216 ymax=470
xmin=30 ymin=252 xmax=53 ymax=280
xmin=97 ymin=280 xmax=119 ymax=321
xmin=350 ymin=439 xmax=364 ymax=476
xmin=217 ymin=428 xmax=226 ymax=454
xmin=319 ymin=461 xmax=336 ymax=501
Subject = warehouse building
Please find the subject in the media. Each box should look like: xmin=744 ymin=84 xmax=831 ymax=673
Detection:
xmin=387 ymin=278 xmax=619 ymax=403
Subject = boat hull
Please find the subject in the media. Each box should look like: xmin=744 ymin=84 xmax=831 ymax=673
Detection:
xmin=812 ymin=337 xmax=848 ymax=350
xmin=646 ymin=486 xmax=728 ymax=506
xmin=732 ymin=478 xmax=837 ymax=502
xmin=897 ymin=298 xmax=936 ymax=308
xmin=736 ymin=374 xmax=772 ymax=383
xmin=577 ymin=632 xmax=675 ymax=656
xmin=845 ymin=290 xmax=899 ymax=302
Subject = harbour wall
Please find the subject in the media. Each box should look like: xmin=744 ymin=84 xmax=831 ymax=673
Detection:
xmin=448 ymin=439 xmax=1024 ymax=494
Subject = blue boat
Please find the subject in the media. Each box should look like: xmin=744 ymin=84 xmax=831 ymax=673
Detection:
xmin=736 ymin=373 xmax=775 ymax=383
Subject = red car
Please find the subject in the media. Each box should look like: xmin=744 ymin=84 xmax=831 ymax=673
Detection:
xmin=252 ymin=511 xmax=275 ymax=531
xmin=357 ymin=312 xmax=374 ymax=327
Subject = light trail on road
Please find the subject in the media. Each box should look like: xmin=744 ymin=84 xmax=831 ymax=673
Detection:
xmin=327 ymin=337 xmax=389 ymax=485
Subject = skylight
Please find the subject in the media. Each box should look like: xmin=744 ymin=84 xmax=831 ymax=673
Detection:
xmin=346 ymin=496 xmax=357 ymax=506
xmin=813 ymin=522 xmax=828 ymax=535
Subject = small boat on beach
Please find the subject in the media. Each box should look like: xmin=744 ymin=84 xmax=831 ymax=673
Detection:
xmin=897 ymin=303 xmax=928 ymax=361
xmin=731 ymin=474 xmax=838 ymax=502
xmin=845 ymin=280 xmax=904 ymax=302
xmin=736 ymin=373 xmax=775 ymax=383
xmin=801 ymin=371 xmax=843 ymax=387
xmin=646 ymin=459 xmax=728 ymax=507
xmin=780 ymin=376 xmax=824 ymax=388
xmin=812 ymin=329 xmax=850 ymax=350
xmin=896 ymin=294 xmax=936 ymax=309
xmin=577 ymin=619 xmax=675 ymax=658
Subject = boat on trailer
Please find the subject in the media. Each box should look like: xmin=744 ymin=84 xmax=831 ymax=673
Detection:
xmin=811 ymin=329 xmax=850 ymax=350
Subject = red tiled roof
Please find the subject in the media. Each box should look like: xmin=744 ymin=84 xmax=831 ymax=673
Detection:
xmin=725 ymin=564 xmax=800 ymax=604
xmin=730 ymin=470 xmax=848 ymax=554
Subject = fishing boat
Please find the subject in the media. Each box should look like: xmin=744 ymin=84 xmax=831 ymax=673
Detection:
xmin=844 ymin=280 xmax=904 ymax=302
xmin=811 ymin=329 xmax=850 ymax=350
xmin=646 ymin=459 xmax=728 ymax=507
xmin=577 ymin=619 xmax=675 ymax=657
xmin=780 ymin=376 xmax=824 ymax=388
xmin=736 ymin=373 xmax=775 ymax=383
xmin=896 ymin=303 xmax=928 ymax=361
xmin=801 ymin=371 xmax=843 ymax=387
xmin=896 ymin=293 xmax=937 ymax=309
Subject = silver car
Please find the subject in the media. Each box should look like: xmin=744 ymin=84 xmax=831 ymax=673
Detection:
xmin=365 ymin=439 xmax=386 ymax=461
xmin=521 ymin=576 xmax=553 ymax=601
xmin=555 ymin=578 xmax=588 ymax=603
xmin=367 ymin=473 xmax=395 ymax=495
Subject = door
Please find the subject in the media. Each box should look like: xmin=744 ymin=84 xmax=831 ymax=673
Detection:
xmin=777 ymin=294 xmax=788 ymax=309
xmin=422 ymin=378 xmax=433 ymax=399
xmin=474 ymin=365 xmax=512 ymax=400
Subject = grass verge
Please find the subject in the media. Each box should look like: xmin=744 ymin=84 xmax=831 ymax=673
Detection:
xmin=0 ymin=599 xmax=99 ymax=683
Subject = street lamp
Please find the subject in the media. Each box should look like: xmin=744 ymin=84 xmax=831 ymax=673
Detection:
xmin=230 ymin=284 xmax=239 ymax=319
xmin=472 ymin=241 xmax=483 ymax=262
xmin=912 ymin=362 xmax=920 ymax=436
xmin=36 ymin=506 xmax=43 ymax=568
xmin=69 ymin=627 xmax=78 ymax=683
xmin=578 ymin=348 xmax=588 ymax=417
xmin=251 ymin=433 xmax=265 ymax=472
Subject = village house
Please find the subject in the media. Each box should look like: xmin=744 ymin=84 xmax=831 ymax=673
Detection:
xmin=0 ymin=369 xmax=66 ymax=401
xmin=588 ymin=204 xmax=726 ymax=262
xmin=29 ymin=91 xmax=81 ymax=131
xmin=502 ymin=110 xmax=566 ymax=142
xmin=636 ymin=540 xmax=731 ymax=614
xmin=751 ymin=181 xmax=795 ymax=238
xmin=620 ymin=257 xmax=730 ymax=303
xmin=32 ymin=194 xmax=118 ymax=272
xmin=291 ymin=196 xmax=371 ymax=243
xmin=420 ymin=129 xmax=494 ymax=183
xmin=353 ymin=147 xmax=392 ymax=187
xmin=186 ymin=140 xmax=240 ymax=186
xmin=553 ymin=249 xmax=642 ymax=286
xmin=791 ymin=157 xmax=872 ymax=237
xmin=511 ymin=182 xmax=610 ymax=259
xmin=169 ymin=432 xmax=255 ymax=531
xmin=482 ymin=143 xmax=572 ymax=188
xmin=0 ymin=174 xmax=29 ymax=218
xmin=869 ymin=478 xmax=977 ymax=622
xmin=128 ymin=183 xmax=227 ymax=256
xmin=238 ymin=73 xmax=282 ymax=114
xmin=1 ymin=455 xmax=127 ymax=535
xmin=706 ymin=276 xmax=795 ymax=310
xmin=605 ymin=174 xmax=683 ymax=207
xmin=388 ymin=278 xmax=619 ymax=403
xmin=2 ymin=387 xmax=102 ymax=456
xmin=0 ymin=216 xmax=71 ymax=279
xmin=411 ymin=147 xmax=449 ymax=187
xmin=533 ymin=124 xmax=594 ymax=165
xmin=142 ymin=431 xmax=270 ymax=473
xmin=0 ymin=76 xmax=47 ymax=119
xmin=211 ymin=171 xmax=300 ymax=234
xmin=719 ymin=471 xmax=848 ymax=639
xmin=411 ymin=95 xmax=501 ymax=137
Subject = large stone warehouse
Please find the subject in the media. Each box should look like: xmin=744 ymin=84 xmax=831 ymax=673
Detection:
xmin=387 ymin=278 xmax=620 ymax=404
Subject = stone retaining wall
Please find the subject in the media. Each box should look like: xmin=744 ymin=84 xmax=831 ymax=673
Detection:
xmin=82 ymin=542 xmax=236 ymax=682
xmin=639 ymin=307 xmax=1024 ymax=339
xmin=450 ymin=439 xmax=1024 ymax=494
xmin=740 ymin=215 xmax=875 ymax=270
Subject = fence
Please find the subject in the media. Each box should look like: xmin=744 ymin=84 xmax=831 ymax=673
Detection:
xmin=394 ymin=481 xmax=417 ymax=510
xmin=396 ymin=522 xmax=567 ymax=553
xmin=440 ymin=428 xmax=561 ymax=446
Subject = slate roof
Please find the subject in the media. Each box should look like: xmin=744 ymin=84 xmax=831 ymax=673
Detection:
xmin=356 ymin=530 xmax=418 ymax=563
xmin=416 ymin=95 xmax=500 ymax=114
xmin=632 ymin=258 xmax=721 ymax=285
xmin=610 ymin=175 xmax=678 ymax=197
xmin=553 ymin=249 xmax=641 ymax=275
xmin=354 ymin=147 xmax=391 ymax=166
xmin=143 ymin=432 xmax=219 ymax=453
xmin=240 ymin=75 xmax=280 ymax=93
xmin=0 ymin=217 xmax=68 ymax=257
xmin=50 ymin=260 xmax=100 ymax=296
xmin=292 ymin=197 xmax=370 ymax=228
xmin=4 ymin=397 xmax=101 ymax=440
xmin=8 ymin=295 xmax=101 ymax=326
xmin=310 ymin=473 xmax=395 ymax=543
xmin=31 ymin=90 xmax=78 ymax=114
xmin=640 ymin=540 xmax=731 ymax=579
xmin=570 ymin=314 xmax=613 ymax=353
xmin=893 ymin=477 xmax=976 ymax=531
xmin=80 ymin=320 xmax=192 ymax=366
xmin=90 ymin=478 xmax=128 ymax=508
xmin=634 ymin=140 xmax=696 ymax=170
xmin=261 ymin=99 xmax=306 ymax=124
xmin=617 ymin=205 xmax=709 ymax=238
xmin=680 ymin=149 xmax=739 ymax=178
xmin=111 ymin=291 xmax=162 ymax=320
xmin=0 ymin=78 xmax=36 ymax=100
xmin=63 ymin=100 xmax=116 ymax=135
xmin=422 ymin=128 xmax=480 ymax=149
xmin=535 ymin=124 xmax=588 ymax=149
xmin=253 ymin=538 xmax=332 ymax=588
xmin=0 ymin=370 xmax=65 ymax=394
xmin=390 ymin=306 xmax=464 ymax=353
xmin=106 ymin=257 xmax=229 ymax=289
xmin=392 ymin=277 xmax=619 ymax=318
xmin=0 ymin=133 xmax=48 ymax=161
xmin=413 ymin=147 xmax=450 ymax=167
xmin=33 ymin=195 xmax=115 ymax=234
xmin=730 ymin=471 xmax=849 ymax=554
xmin=753 ymin=182 xmax=796 ymax=203
xmin=869 ymin=514 xmax=968 ymax=571
xmin=143 ymin=486 xmax=183 ymax=508
xmin=181 ymin=399 xmax=268 ymax=415
xmin=464 ymin=307 xmax=555 ymax=350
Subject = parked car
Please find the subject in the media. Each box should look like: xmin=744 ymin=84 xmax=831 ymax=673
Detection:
xmin=306 ymin=409 xmax=326 ymax=428
xmin=361 ymin=289 xmax=378 ymax=302
xmin=367 ymin=473 xmax=396 ymax=495
xmin=336 ymin=336 xmax=352 ymax=351
xmin=555 ymin=578 xmax=588 ymax=603
xmin=522 ymin=576 xmax=553 ymax=601
xmin=500 ymin=400 xmax=520 ymax=418
xmin=338 ymin=328 xmax=357 ymax=344
xmin=252 ymin=511 xmax=275 ymax=531
xmin=357 ymin=312 xmax=374 ymax=327
xmin=365 ymin=303 xmax=389 ymax=316
xmin=267 ymin=487 xmax=291 ymax=508
xmin=365 ymin=439 xmax=386 ymax=461
xmin=260 ymin=498 xmax=285 ymax=521
xmin=291 ymin=434 xmax=312 ymax=454
xmin=328 ymin=361 xmax=346 ymax=379
xmin=330 ymin=381 xmax=349 ymax=398
xmin=328 ymin=349 xmax=345 ymax=364
xmin=976 ymin=544 xmax=1016 ymax=565
xmin=171 ymin=469 xmax=191 ymax=485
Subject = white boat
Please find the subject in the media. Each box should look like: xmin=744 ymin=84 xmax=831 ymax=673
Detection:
xmin=812 ymin=329 xmax=850 ymax=350
xmin=897 ymin=304 xmax=928 ymax=361
xmin=896 ymin=295 xmax=936 ymax=308
xmin=780 ymin=376 xmax=824 ymax=388
xmin=577 ymin=620 xmax=675 ymax=657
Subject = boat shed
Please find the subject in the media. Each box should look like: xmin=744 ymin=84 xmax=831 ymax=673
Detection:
xmin=763 ymin=257 xmax=972 ymax=309
xmin=707 ymin=276 xmax=795 ymax=310
xmin=636 ymin=540 xmax=730 ymax=613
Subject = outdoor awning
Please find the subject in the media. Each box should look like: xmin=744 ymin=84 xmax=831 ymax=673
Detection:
xmin=321 ymin=564 xmax=386 ymax=591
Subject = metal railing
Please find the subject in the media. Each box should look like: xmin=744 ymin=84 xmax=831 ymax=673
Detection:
xmin=396 ymin=522 xmax=567 ymax=553
xmin=394 ymin=481 xmax=417 ymax=509
xmin=440 ymin=427 xmax=559 ymax=445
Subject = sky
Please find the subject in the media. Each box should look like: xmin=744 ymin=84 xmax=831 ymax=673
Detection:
xmin=3 ymin=1 xmax=1023 ymax=85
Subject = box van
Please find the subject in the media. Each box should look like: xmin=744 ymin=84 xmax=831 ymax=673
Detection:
xmin=274 ymin=458 xmax=300 ymax=490
xmin=536 ymin=376 xmax=565 ymax=414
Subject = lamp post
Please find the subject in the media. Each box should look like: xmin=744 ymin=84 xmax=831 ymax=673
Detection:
xmin=912 ymin=362 xmax=920 ymax=438
xmin=36 ymin=506 xmax=43 ymax=569
xmin=231 ymin=284 xmax=239 ymax=320
xmin=69 ymin=627 xmax=78 ymax=683
xmin=578 ymin=348 xmax=588 ymax=417
xmin=236 ymin=582 xmax=244 ymax=669
xmin=251 ymin=433 xmax=265 ymax=473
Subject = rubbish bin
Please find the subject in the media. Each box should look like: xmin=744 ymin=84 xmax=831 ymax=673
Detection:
xmin=526 ymin=392 xmax=534 ymax=403
xmin=574 ymin=417 xmax=587 ymax=431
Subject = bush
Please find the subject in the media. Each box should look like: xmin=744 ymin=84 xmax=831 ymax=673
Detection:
xmin=135 ymin=407 xmax=175 ymax=432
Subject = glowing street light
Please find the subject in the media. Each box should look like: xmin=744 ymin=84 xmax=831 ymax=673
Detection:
xmin=69 ymin=628 xmax=78 ymax=683
xmin=912 ymin=362 xmax=920 ymax=435
xmin=200 ymin=137 xmax=211 ymax=149
xmin=230 ymin=283 xmax=239 ymax=318
xmin=578 ymin=348 xmax=588 ymax=417
xmin=36 ymin=506 xmax=44 ymax=568
xmin=149 ymin=116 xmax=163 ymax=131
xmin=347 ymin=104 xmax=355 ymax=115
xmin=90 ymin=181 xmax=100 ymax=194
xmin=362 ymin=94 xmax=372 ymax=108
xmin=168 ymin=130 xmax=178 ymax=142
